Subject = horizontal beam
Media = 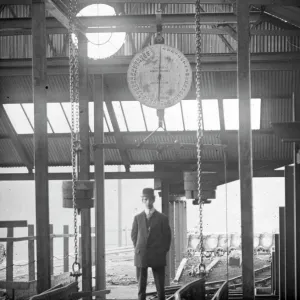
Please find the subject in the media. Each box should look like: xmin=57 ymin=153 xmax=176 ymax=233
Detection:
xmin=0 ymin=220 xmax=28 ymax=228
xmin=1 ymin=0 xmax=298 ymax=5
xmin=1 ymin=52 xmax=300 ymax=76
xmin=1 ymin=26 xmax=300 ymax=36
xmin=0 ymin=13 xmax=261 ymax=30
xmin=0 ymin=169 xmax=284 ymax=181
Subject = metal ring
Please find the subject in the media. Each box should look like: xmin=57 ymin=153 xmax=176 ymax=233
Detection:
xmin=72 ymin=261 xmax=81 ymax=273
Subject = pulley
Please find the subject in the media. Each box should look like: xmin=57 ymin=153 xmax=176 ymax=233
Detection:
xmin=62 ymin=180 xmax=94 ymax=209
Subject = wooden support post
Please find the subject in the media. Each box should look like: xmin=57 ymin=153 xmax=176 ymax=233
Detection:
xmin=168 ymin=198 xmax=175 ymax=280
xmin=275 ymin=234 xmax=279 ymax=296
xmin=285 ymin=165 xmax=296 ymax=299
xmin=94 ymin=75 xmax=106 ymax=296
xmin=178 ymin=201 xmax=183 ymax=262
xmin=237 ymin=2 xmax=254 ymax=299
xmin=174 ymin=201 xmax=181 ymax=269
xmin=6 ymin=227 xmax=13 ymax=297
xmin=78 ymin=33 xmax=92 ymax=298
xmin=161 ymin=181 xmax=170 ymax=286
xmin=271 ymin=252 xmax=275 ymax=293
xmin=293 ymin=90 xmax=300 ymax=300
xmin=182 ymin=201 xmax=187 ymax=254
xmin=32 ymin=0 xmax=51 ymax=293
xmin=279 ymin=207 xmax=286 ymax=300
xmin=49 ymin=224 xmax=53 ymax=275
xmin=118 ymin=166 xmax=122 ymax=247
xmin=28 ymin=224 xmax=35 ymax=281
xmin=92 ymin=235 xmax=95 ymax=266
xmin=63 ymin=225 xmax=69 ymax=273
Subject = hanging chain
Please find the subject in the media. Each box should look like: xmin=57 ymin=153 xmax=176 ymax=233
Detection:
xmin=68 ymin=0 xmax=80 ymax=274
xmin=195 ymin=0 xmax=205 ymax=271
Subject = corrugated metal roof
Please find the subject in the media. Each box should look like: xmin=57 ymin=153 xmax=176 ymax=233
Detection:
xmin=0 ymin=132 xmax=293 ymax=168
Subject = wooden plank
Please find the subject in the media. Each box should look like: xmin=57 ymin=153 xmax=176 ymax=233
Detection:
xmin=63 ymin=225 xmax=69 ymax=273
xmin=285 ymin=166 xmax=296 ymax=299
xmin=78 ymin=33 xmax=93 ymax=299
xmin=49 ymin=224 xmax=53 ymax=275
xmin=0 ymin=220 xmax=27 ymax=228
xmin=32 ymin=0 xmax=51 ymax=293
xmin=0 ymin=281 xmax=30 ymax=290
xmin=6 ymin=227 xmax=13 ymax=297
xmin=28 ymin=224 xmax=35 ymax=281
xmin=275 ymin=234 xmax=279 ymax=296
xmin=168 ymin=199 xmax=175 ymax=280
xmin=93 ymin=75 xmax=106 ymax=293
xmin=237 ymin=2 xmax=255 ymax=300
xmin=174 ymin=201 xmax=181 ymax=269
xmin=173 ymin=258 xmax=188 ymax=283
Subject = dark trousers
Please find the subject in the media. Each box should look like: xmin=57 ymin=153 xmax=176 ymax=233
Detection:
xmin=136 ymin=266 xmax=165 ymax=300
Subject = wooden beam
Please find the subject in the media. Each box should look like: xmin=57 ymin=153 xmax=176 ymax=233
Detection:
xmin=0 ymin=169 xmax=284 ymax=181
xmin=237 ymin=2 xmax=254 ymax=299
xmin=279 ymin=207 xmax=286 ymax=300
xmin=93 ymin=75 xmax=106 ymax=294
xmin=105 ymin=99 xmax=131 ymax=171
xmin=0 ymin=105 xmax=33 ymax=172
xmin=0 ymin=13 xmax=261 ymax=30
xmin=265 ymin=6 xmax=300 ymax=29
xmin=0 ymin=220 xmax=27 ymax=228
xmin=78 ymin=33 xmax=93 ymax=298
xmin=32 ymin=0 xmax=51 ymax=293
xmin=1 ymin=52 xmax=300 ymax=77
xmin=1 ymin=0 xmax=299 ymax=4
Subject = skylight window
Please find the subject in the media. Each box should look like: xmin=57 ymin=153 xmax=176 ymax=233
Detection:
xmin=47 ymin=103 xmax=70 ymax=133
xmin=122 ymin=101 xmax=146 ymax=131
xmin=112 ymin=101 xmax=128 ymax=131
xmin=164 ymin=103 xmax=184 ymax=131
xmin=3 ymin=104 xmax=33 ymax=134
xmin=142 ymin=105 xmax=159 ymax=132
xmin=76 ymin=4 xmax=126 ymax=60
xmin=181 ymin=100 xmax=198 ymax=131
xmin=223 ymin=98 xmax=261 ymax=130
xmin=202 ymin=99 xmax=220 ymax=130
xmin=89 ymin=102 xmax=109 ymax=132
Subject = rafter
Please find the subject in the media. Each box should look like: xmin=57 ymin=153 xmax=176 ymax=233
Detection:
xmin=0 ymin=105 xmax=33 ymax=172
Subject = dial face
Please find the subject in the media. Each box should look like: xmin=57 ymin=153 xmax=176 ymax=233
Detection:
xmin=127 ymin=44 xmax=192 ymax=109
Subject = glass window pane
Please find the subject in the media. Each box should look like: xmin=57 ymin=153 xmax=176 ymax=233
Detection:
xmin=104 ymin=103 xmax=113 ymax=132
xmin=181 ymin=100 xmax=197 ymax=130
xmin=21 ymin=103 xmax=34 ymax=127
xmin=3 ymin=104 xmax=33 ymax=134
xmin=223 ymin=98 xmax=261 ymax=130
xmin=48 ymin=103 xmax=70 ymax=133
xmin=202 ymin=99 xmax=220 ymax=130
xmin=89 ymin=102 xmax=109 ymax=132
xmin=142 ymin=105 xmax=159 ymax=131
xmin=112 ymin=101 xmax=128 ymax=132
xmin=164 ymin=103 xmax=184 ymax=131
xmin=122 ymin=101 xmax=146 ymax=131
xmin=251 ymin=98 xmax=261 ymax=130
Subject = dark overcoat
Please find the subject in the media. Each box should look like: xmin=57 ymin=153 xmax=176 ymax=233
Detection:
xmin=131 ymin=210 xmax=171 ymax=268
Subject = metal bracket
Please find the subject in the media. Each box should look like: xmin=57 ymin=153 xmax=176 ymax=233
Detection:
xmin=154 ymin=9 xmax=164 ymax=44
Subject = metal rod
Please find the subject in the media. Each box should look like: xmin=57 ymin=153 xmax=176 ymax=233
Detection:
xmin=32 ymin=0 xmax=51 ymax=293
xmin=94 ymin=75 xmax=106 ymax=297
xmin=78 ymin=34 xmax=92 ymax=299
xmin=285 ymin=165 xmax=296 ymax=299
xmin=237 ymin=2 xmax=254 ymax=299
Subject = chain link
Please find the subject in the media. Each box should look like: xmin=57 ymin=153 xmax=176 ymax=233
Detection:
xmin=195 ymin=0 xmax=205 ymax=267
xmin=68 ymin=0 xmax=80 ymax=271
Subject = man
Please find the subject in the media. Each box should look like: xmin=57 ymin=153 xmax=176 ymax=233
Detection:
xmin=131 ymin=188 xmax=172 ymax=300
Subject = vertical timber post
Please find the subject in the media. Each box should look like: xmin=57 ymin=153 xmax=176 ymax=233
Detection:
xmin=174 ymin=200 xmax=180 ymax=269
xmin=63 ymin=225 xmax=69 ymax=273
xmin=161 ymin=181 xmax=170 ymax=286
xmin=31 ymin=0 xmax=51 ymax=293
xmin=94 ymin=75 xmax=106 ymax=296
xmin=237 ymin=2 xmax=254 ymax=299
xmin=293 ymin=90 xmax=300 ymax=299
xmin=78 ymin=33 xmax=92 ymax=298
xmin=279 ymin=207 xmax=286 ymax=300
xmin=285 ymin=166 xmax=295 ymax=299
xmin=168 ymin=197 xmax=175 ymax=280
